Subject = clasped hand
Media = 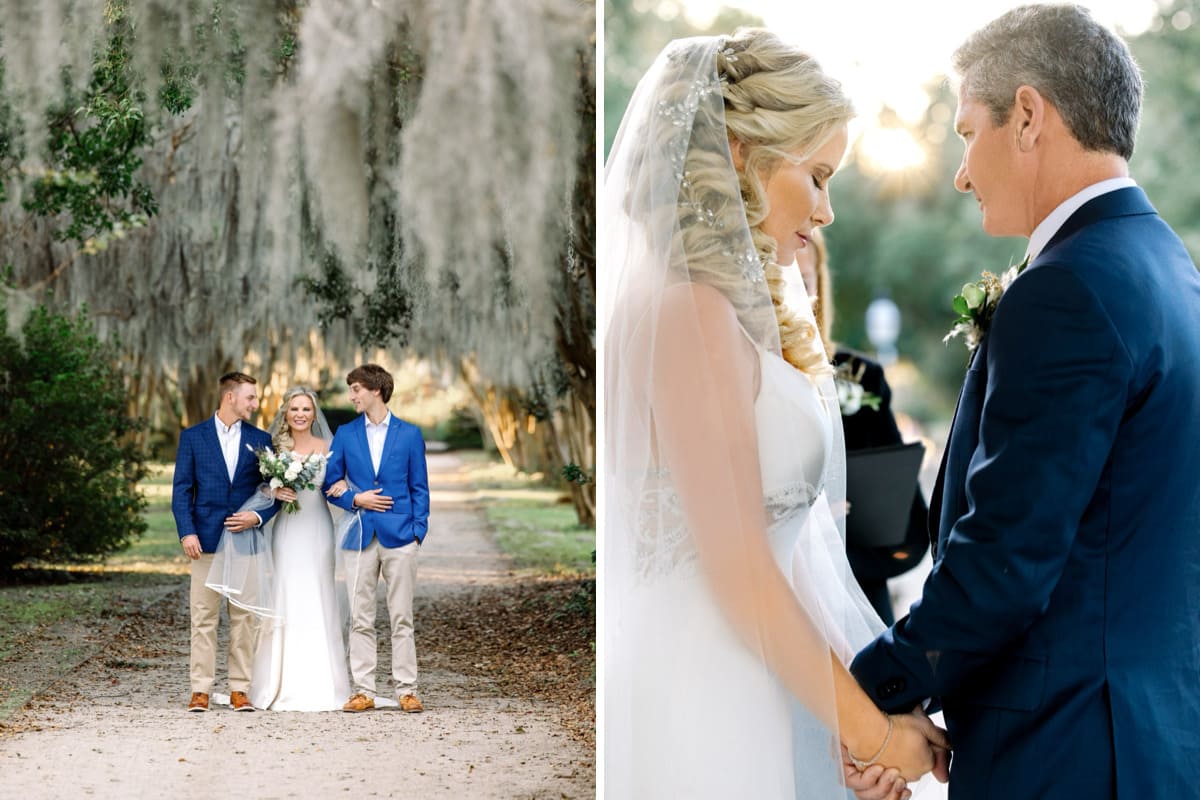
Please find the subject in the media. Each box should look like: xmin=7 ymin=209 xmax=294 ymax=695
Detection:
xmin=341 ymin=486 xmax=392 ymax=511
xmin=223 ymin=511 xmax=260 ymax=533
xmin=843 ymin=707 xmax=950 ymax=800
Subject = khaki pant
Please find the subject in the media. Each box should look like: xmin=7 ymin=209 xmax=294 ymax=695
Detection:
xmin=189 ymin=554 xmax=257 ymax=694
xmin=347 ymin=539 xmax=420 ymax=697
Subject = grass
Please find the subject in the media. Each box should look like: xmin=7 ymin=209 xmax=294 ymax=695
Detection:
xmin=105 ymin=463 xmax=189 ymax=569
xmin=455 ymin=452 xmax=595 ymax=576
xmin=488 ymin=500 xmax=595 ymax=575
xmin=0 ymin=584 xmax=112 ymax=661
xmin=0 ymin=462 xmax=185 ymax=682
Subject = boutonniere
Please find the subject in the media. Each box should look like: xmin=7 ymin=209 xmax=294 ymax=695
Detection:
xmin=944 ymin=255 xmax=1030 ymax=356
xmin=833 ymin=361 xmax=882 ymax=416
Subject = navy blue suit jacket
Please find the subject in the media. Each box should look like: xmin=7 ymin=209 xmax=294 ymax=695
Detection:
xmin=171 ymin=417 xmax=279 ymax=553
xmin=851 ymin=187 xmax=1200 ymax=798
xmin=323 ymin=414 xmax=430 ymax=549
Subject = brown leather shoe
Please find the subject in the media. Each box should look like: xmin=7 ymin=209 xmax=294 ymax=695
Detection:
xmin=230 ymin=691 xmax=255 ymax=712
xmin=398 ymin=693 xmax=424 ymax=713
xmin=187 ymin=692 xmax=209 ymax=712
xmin=342 ymin=693 xmax=375 ymax=713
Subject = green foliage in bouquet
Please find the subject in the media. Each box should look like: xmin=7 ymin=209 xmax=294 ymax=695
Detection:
xmin=0 ymin=304 xmax=147 ymax=572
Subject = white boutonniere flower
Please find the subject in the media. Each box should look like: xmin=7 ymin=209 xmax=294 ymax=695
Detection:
xmin=944 ymin=255 xmax=1030 ymax=357
xmin=833 ymin=360 xmax=882 ymax=417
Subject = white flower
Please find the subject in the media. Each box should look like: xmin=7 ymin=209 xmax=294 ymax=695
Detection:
xmin=285 ymin=464 xmax=302 ymax=480
xmin=837 ymin=380 xmax=863 ymax=416
xmin=307 ymin=453 xmax=324 ymax=465
xmin=269 ymin=477 xmax=283 ymax=489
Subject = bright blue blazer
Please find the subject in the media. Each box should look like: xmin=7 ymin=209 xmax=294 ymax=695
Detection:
xmin=851 ymin=187 xmax=1200 ymax=799
xmin=171 ymin=418 xmax=279 ymax=554
xmin=324 ymin=414 xmax=430 ymax=549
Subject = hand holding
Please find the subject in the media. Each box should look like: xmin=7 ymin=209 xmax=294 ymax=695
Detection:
xmin=842 ymin=746 xmax=911 ymax=800
xmin=325 ymin=480 xmax=349 ymax=498
xmin=911 ymin=706 xmax=951 ymax=783
xmin=180 ymin=534 xmax=202 ymax=560
xmin=879 ymin=709 xmax=951 ymax=781
xmin=353 ymin=488 xmax=393 ymax=512
xmin=274 ymin=487 xmax=298 ymax=503
xmin=224 ymin=511 xmax=260 ymax=532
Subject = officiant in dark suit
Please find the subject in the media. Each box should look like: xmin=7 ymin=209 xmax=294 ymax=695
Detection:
xmin=797 ymin=230 xmax=928 ymax=625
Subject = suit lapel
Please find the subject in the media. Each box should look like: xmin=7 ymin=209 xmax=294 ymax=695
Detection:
xmin=200 ymin=418 xmax=232 ymax=485
xmin=353 ymin=415 xmax=372 ymax=475
xmin=929 ymin=345 xmax=985 ymax=558
xmin=233 ymin=427 xmax=256 ymax=481
xmin=377 ymin=417 xmax=402 ymax=477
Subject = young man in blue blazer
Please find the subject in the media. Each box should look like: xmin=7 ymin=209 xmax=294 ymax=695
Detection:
xmin=172 ymin=372 xmax=279 ymax=712
xmin=324 ymin=364 xmax=430 ymax=713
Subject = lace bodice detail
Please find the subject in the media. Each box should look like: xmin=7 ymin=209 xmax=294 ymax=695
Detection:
xmin=636 ymin=349 xmax=832 ymax=579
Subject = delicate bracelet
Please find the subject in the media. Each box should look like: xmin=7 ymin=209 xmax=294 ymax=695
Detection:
xmin=848 ymin=714 xmax=894 ymax=771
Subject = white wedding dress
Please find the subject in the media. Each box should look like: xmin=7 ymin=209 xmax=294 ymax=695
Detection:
xmin=250 ymin=459 xmax=351 ymax=711
xmin=622 ymin=344 xmax=882 ymax=798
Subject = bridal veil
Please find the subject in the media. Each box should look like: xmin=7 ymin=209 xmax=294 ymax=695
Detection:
xmin=601 ymin=33 xmax=884 ymax=797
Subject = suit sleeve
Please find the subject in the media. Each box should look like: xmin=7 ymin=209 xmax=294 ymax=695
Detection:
xmin=323 ymin=429 xmax=356 ymax=512
xmin=409 ymin=431 xmax=430 ymax=540
xmin=851 ymin=265 xmax=1130 ymax=711
xmin=171 ymin=430 xmax=197 ymax=540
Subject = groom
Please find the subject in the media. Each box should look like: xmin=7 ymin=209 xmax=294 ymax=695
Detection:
xmin=172 ymin=371 xmax=279 ymax=712
xmin=324 ymin=363 xmax=430 ymax=713
xmin=850 ymin=5 xmax=1200 ymax=798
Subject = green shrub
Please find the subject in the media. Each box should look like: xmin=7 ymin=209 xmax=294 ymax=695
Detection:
xmin=435 ymin=405 xmax=484 ymax=450
xmin=0 ymin=304 xmax=147 ymax=571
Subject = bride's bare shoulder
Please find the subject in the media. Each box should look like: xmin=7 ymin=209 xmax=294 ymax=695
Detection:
xmin=659 ymin=282 xmax=739 ymax=330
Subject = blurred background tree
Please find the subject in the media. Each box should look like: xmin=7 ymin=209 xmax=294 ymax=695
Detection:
xmin=606 ymin=0 xmax=1200 ymax=436
xmin=0 ymin=0 xmax=596 ymax=572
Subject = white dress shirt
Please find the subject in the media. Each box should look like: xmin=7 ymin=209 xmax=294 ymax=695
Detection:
xmin=365 ymin=412 xmax=392 ymax=475
xmin=1026 ymin=177 xmax=1137 ymax=262
xmin=214 ymin=415 xmax=242 ymax=483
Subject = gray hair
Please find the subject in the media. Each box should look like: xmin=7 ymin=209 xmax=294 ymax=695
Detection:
xmin=952 ymin=3 xmax=1142 ymax=160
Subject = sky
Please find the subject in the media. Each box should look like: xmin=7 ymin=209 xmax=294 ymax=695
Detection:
xmin=659 ymin=0 xmax=1174 ymax=170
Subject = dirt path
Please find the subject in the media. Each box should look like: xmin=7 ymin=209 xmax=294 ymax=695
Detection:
xmin=0 ymin=452 xmax=595 ymax=799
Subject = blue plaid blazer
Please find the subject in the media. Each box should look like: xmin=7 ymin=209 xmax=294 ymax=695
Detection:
xmin=171 ymin=417 xmax=279 ymax=553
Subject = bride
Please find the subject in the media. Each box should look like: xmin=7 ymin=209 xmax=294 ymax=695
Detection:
xmin=252 ymin=386 xmax=351 ymax=710
xmin=209 ymin=385 xmax=351 ymax=711
xmin=602 ymin=30 xmax=948 ymax=798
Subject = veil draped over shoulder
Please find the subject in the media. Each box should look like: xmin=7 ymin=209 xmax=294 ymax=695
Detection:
xmin=601 ymin=35 xmax=884 ymax=797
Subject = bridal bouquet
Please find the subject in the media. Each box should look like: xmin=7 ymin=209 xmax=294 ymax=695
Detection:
xmin=249 ymin=446 xmax=326 ymax=513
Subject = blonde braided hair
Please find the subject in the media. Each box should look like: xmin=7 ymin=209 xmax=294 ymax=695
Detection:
xmin=718 ymin=28 xmax=851 ymax=374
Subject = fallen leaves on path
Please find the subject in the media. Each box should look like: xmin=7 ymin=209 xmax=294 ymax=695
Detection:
xmin=417 ymin=576 xmax=595 ymax=746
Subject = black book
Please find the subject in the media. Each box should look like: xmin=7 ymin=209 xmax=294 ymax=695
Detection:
xmin=845 ymin=442 xmax=926 ymax=548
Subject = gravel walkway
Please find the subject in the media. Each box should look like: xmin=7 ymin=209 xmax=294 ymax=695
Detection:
xmin=0 ymin=452 xmax=595 ymax=799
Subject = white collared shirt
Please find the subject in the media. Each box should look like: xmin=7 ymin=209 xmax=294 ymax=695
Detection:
xmin=214 ymin=414 xmax=242 ymax=482
xmin=1026 ymin=177 xmax=1137 ymax=262
xmin=364 ymin=411 xmax=392 ymax=475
